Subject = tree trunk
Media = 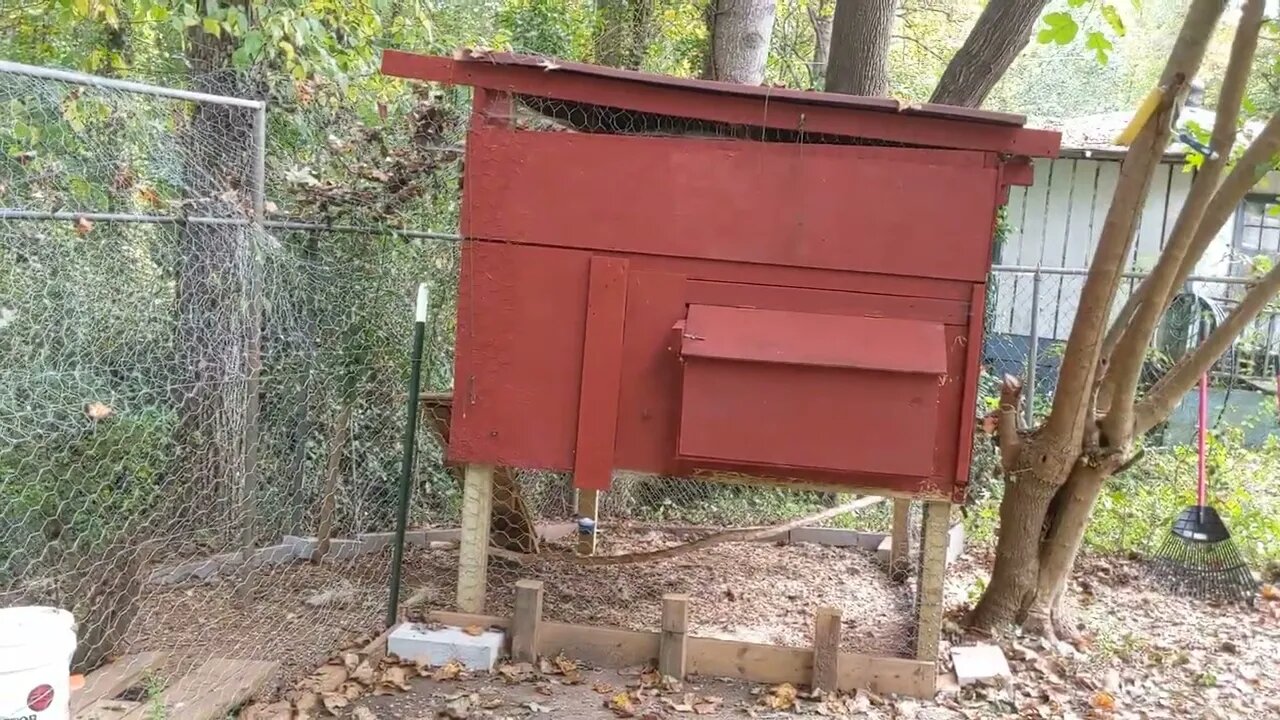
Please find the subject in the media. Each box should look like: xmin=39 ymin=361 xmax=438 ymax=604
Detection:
xmin=968 ymin=460 xmax=1061 ymax=628
xmin=929 ymin=0 xmax=1050 ymax=107
xmin=173 ymin=27 xmax=259 ymax=538
xmin=595 ymin=0 xmax=654 ymax=70
xmin=824 ymin=0 xmax=896 ymax=96
xmin=807 ymin=0 xmax=833 ymax=89
xmin=704 ymin=0 xmax=778 ymax=84
xmin=1025 ymin=462 xmax=1110 ymax=638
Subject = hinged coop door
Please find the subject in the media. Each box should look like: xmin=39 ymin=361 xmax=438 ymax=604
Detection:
xmin=675 ymin=304 xmax=947 ymax=479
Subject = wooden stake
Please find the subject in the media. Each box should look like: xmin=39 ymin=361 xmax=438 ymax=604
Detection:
xmin=659 ymin=593 xmax=689 ymax=679
xmin=889 ymin=498 xmax=912 ymax=582
xmin=576 ymin=488 xmax=599 ymax=555
xmin=457 ymin=464 xmax=494 ymax=613
xmin=512 ymin=579 xmax=544 ymax=663
xmin=812 ymin=606 xmax=842 ymax=693
xmin=915 ymin=500 xmax=950 ymax=661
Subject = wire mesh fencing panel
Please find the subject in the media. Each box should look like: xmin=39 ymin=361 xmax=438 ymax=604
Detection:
xmin=0 ymin=67 xmax=463 ymax=694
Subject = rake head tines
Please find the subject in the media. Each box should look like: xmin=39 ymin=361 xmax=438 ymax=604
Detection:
xmin=1149 ymin=505 xmax=1258 ymax=605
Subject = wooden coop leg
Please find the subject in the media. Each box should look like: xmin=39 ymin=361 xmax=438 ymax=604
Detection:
xmin=889 ymin=499 xmax=912 ymax=581
xmin=914 ymin=500 xmax=951 ymax=662
xmin=457 ymin=464 xmax=494 ymax=613
xmin=576 ymin=488 xmax=599 ymax=555
xmin=659 ymin=593 xmax=689 ymax=679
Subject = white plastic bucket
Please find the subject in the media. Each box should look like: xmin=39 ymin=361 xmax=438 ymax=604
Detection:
xmin=0 ymin=607 xmax=76 ymax=720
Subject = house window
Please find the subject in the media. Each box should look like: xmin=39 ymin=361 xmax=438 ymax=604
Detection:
xmin=1237 ymin=195 xmax=1280 ymax=258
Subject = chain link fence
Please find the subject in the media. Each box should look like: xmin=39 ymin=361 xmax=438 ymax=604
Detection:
xmin=4 ymin=59 xmax=1278 ymax=705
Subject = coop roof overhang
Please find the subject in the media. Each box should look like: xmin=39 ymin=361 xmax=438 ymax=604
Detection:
xmin=381 ymin=49 xmax=1062 ymax=159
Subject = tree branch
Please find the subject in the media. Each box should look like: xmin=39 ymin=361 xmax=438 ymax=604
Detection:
xmin=489 ymin=495 xmax=885 ymax=566
xmin=1045 ymin=0 xmax=1224 ymax=444
xmin=1135 ymin=262 xmax=1280 ymax=434
xmin=1100 ymin=0 xmax=1264 ymax=443
xmin=1101 ymin=111 xmax=1280 ymax=367
xmin=998 ymin=374 xmax=1024 ymax=472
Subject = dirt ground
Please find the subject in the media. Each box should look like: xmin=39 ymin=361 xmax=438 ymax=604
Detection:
xmin=124 ymin=529 xmax=1280 ymax=719
xmin=262 ymin=552 xmax=1279 ymax=720
xmin=425 ymin=526 xmax=917 ymax=656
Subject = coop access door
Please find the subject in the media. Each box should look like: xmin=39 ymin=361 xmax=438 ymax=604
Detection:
xmin=675 ymin=304 xmax=947 ymax=480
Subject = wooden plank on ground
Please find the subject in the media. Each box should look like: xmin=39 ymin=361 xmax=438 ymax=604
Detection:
xmin=428 ymin=611 xmax=935 ymax=697
xmin=119 ymin=658 xmax=277 ymax=720
xmin=73 ymin=652 xmax=168 ymax=717
xmin=76 ymin=699 xmax=143 ymax=720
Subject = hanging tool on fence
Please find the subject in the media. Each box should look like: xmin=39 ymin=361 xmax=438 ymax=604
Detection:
xmin=1150 ymin=373 xmax=1258 ymax=603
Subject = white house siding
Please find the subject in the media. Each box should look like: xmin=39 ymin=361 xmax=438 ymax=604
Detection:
xmin=992 ymin=155 xmax=1239 ymax=342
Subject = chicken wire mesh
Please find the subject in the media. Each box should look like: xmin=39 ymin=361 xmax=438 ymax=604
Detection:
xmin=0 ymin=67 xmax=463 ymax=693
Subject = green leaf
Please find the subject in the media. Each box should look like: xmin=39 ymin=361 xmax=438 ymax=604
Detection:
xmin=1067 ymin=0 xmax=1089 ymax=7
xmin=1102 ymin=4 xmax=1126 ymax=37
xmin=1037 ymin=12 xmax=1079 ymax=45
xmin=1086 ymin=31 xmax=1114 ymax=64
xmin=241 ymin=29 xmax=264 ymax=56
xmin=201 ymin=16 xmax=221 ymax=37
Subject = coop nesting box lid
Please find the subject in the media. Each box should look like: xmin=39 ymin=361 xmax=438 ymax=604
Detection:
xmin=381 ymin=48 xmax=1062 ymax=158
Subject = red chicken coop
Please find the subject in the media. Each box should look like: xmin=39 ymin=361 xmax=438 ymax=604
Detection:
xmin=382 ymin=48 xmax=1059 ymax=687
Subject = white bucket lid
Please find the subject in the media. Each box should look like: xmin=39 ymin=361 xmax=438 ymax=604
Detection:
xmin=0 ymin=606 xmax=75 ymax=648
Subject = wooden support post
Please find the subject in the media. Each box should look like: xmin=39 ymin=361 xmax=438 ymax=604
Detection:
xmin=659 ymin=593 xmax=689 ymax=679
xmin=576 ymin=488 xmax=599 ymax=555
xmin=915 ymin=500 xmax=951 ymax=662
xmin=457 ymin=464 xmax=494 ymax=613
xmin=889 ymin=498 xmax=912 ymax=582
xmin=811 ymin=606 xmax=841 ymax=693
xmin=512 ymin=579 xmax=544 ymax=663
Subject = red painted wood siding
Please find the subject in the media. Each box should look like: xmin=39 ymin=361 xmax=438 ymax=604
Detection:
xmin=449 ymin=242 xmax=975 ymax=497
xmin=462 ymin=126 xmax=1001 ymax=283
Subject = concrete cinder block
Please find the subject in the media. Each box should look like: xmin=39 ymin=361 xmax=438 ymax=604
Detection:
xmin=246 ymin=543 xmax=296 ymax=567
xmin=876 ymin=523 xmax=966 ymax=566
xmin=790 ymin=527 xmax=883 ymax=549
xmin=284 ymin=535 xmax=318 ymax=558
xmin=357 ymin=532 xmax=396 ymax=551
xmin=388 ymin=622 xmax=505 ymax=671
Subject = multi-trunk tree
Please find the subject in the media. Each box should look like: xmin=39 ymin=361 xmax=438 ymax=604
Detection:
xmin=705 ymin=0 xmax=1278 ymax=636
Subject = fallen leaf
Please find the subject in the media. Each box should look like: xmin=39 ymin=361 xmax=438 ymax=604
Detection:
xmin=692 ymin=696 xmax=721 ymax=715
xmin=379 ymin=665 xmax=413 ymax=692
xmin=592 ymin=682 xmax=616 ymax=695
xmin=439 ymin=693 xmax=473 ymax=719
xmin=293 ymin=690 xmax=320 ymax=714
xmin=607 ymin=691 xmax=637 ymax=717
xmin=525 ymin=701 xmax=551 ymax=712
xmin=1091 ymin=690 xmax=1117 ymax=710
xmin=74 ymin=216 xmax=94 ymax=236
xmin=637 ymin=668 xmax=661 ymax=688
xmin=1262 ymin=584 xmax=1280 ymax=601
xmin=351 ymin=660 xmax=376 ymax=685
xmin=432 ymin=660 xmax=464 ymax=681
xmin=534 ymin=682 xmax=554 ymax=696
xmin=320 ymin=691 xmax=349 ymax=713
xmin=762 ymin=683 xmax=797 ymax=711
xmin=240 ymin=700 xmax=293 ymax=720
xmin=497 ymin=661 xmax=535 ymax=683
xmin=340 ymin=681 xmax=365 ymax=701
xmin=85 ymin=402 xmax=114 ymax=421
xmin=462 ymin=624 xmax=485 ymax=636
xmin=342 ymin=652 xmax=361 ymax=671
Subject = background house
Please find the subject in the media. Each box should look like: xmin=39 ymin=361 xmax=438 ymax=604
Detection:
xmin=985 ymin=105 xmax=1280 ymax=442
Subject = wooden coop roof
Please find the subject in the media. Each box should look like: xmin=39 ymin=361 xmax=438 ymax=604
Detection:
xmin=381 ymin=48 xmax=1062 ymax=159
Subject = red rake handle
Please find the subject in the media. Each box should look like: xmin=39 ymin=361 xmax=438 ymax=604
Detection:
xmin=1197 ymin=373 xmax=1208 ymax=508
